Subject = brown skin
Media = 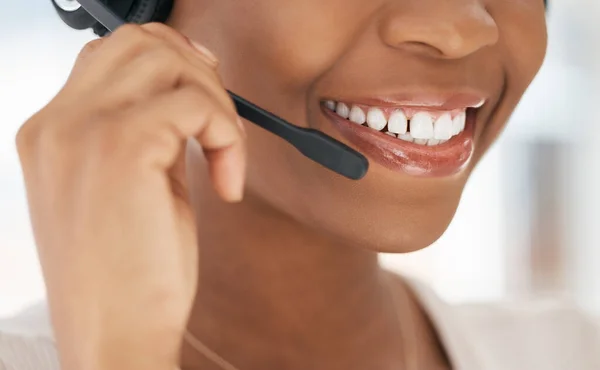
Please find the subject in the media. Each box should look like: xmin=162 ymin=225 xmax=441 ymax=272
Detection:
xmin=16 ymin=0 xmax=546 ymax=370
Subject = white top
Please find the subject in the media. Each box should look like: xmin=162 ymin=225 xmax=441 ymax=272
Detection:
xmin=1 ymin=279 xmax=599 ymax=370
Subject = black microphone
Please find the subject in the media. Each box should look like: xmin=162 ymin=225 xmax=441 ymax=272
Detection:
xmin=76 ymin=0 xmax=369 ymax=180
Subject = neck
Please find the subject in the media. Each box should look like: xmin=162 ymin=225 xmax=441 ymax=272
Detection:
xmin=181 ymin=164 xmax=410 ymax=369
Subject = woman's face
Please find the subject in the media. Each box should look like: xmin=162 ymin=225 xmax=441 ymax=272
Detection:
xmin=175 ymin=0 xmax=547 ymax=252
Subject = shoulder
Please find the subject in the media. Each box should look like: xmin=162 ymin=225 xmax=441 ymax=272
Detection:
xmin=456 ymin=300 xmax=600 ymax=368
xmin=405 ymin=277 xmax=600 ymax=370
xmin=0 ymin=303 xmax=59 ymax=370
xmin=446 ymin=297 xmax=599 ymax=369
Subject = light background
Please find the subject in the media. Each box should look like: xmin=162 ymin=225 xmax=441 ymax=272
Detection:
xmin=1 ymin=0 xmax=599 ymax=318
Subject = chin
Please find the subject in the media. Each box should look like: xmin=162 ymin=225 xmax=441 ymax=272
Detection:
xmin=352 ymin=213 xmax=456 ymax=254
xmin=307 ymin=189 xmax=464 ymax=254
xmin=367 ymin=220 xmax=452 ymax=254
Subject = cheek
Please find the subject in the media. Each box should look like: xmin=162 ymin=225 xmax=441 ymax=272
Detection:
xmin=221 ymin=0 xmax=379 ymax=89
xmin=500 ymin=4 xmax=548 ymax=89
xmin=472 ymin=7 xmax=547 ymax=161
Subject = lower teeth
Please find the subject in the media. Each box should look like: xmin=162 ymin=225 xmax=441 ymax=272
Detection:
xmin=372 ymin=127 xmax=452 ymax=146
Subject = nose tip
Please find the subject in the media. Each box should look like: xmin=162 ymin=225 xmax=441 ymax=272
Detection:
xmin=379 ymin=2 xmax=499 ymax=59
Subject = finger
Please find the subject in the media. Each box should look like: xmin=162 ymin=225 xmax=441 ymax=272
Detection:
xmin=140 ymin=24 xmax=233 ymax=111
xmin=66 ymin=24 xmax=154 ymax=88
xmin=65 ymin=23 xmax=233 ymax=117
xmin=142 ymin=23 xmax=234 ymax=107
xmin=141 ymin=23 xmax=219 ymax=68
xmin=70 ymin=23 xmax=218 ymax=91
xmin=112 ymin=86 xmax=246 ymax=202
xmin=204 ymin=140 xmax=246 ymax=202
xmin=67 ymin=38 xmax=107 ymax=82
xmin=100 ymin=43 xmax=231 ymax=112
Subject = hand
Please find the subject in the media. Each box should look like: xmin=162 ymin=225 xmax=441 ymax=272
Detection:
xmin=16 ymin=23 xmax=245 ymax=370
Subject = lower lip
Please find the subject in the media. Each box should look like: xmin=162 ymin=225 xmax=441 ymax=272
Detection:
xmin=322 ymin=107 xmax=476 ymax=177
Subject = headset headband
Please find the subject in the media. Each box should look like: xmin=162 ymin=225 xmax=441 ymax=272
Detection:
xmin=52 ymin=0 xmax=173 ymax=36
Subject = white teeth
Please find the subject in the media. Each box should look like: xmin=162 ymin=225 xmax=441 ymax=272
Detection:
xmin=398 ymin=133 xmax=414 ymax=142
xmin=328 ymin=100 xmax=469 ymax=146
xmin=388 ymin=110 xmax=408 ymax=135
xmin=349 ymin=106 xmax=366 ymax=124
xmin=410 ymin=112 xmax=434 ymax=139
xmin=433 ymin=113 xmax=453 ymax=140
xmin=452 ymin=112 xmax=466 ymax=135
xmin=336 ymin=103 xmax=350 ymax=119
xmin=366 ymin=108 xmax=387 ymax=131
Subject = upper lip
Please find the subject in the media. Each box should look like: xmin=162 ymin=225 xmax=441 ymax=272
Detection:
xmin=327 ymin=90 xmax=487 ymax=111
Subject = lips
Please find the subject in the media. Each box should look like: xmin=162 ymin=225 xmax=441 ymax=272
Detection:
xmin=320 ymin=96 xmax=482 ymax=177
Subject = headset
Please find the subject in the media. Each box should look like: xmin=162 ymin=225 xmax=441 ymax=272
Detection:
xmin=49 ymin=0 xmax=548 ymax=180
xmin=50 ymin=0 xmax=369 ymax=181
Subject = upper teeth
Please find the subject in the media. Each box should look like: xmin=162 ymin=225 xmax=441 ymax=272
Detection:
xmin=336 ymin=102 xmax=351 ymax=119
xmin=410 ymin=112 xmax=434 ymax=140
xmin=366 ymin=108 xmax=386 ymax=131
xmin=349 ymin=105 xmax=367 ymax=125
xmin=387 ymin=110 xmax=408 ymax=135
xmin=325 ymin=100 xmax=468 ymax=145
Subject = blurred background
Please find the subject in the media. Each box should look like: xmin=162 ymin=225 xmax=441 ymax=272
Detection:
xmin=1 ymin=0 xmax=599 ymax=318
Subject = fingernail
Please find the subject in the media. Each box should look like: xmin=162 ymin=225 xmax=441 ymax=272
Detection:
xmin=190 ymin=41 xmax=219 ymax=66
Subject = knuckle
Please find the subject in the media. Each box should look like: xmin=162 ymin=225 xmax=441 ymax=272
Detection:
xmin=78 ymin=39 xmax=103 ymax=59
xmin=142 ymin=22 xmax=172 ymax=34
xmin=113 ymin=24 xmax=153 ymax=52
xmin=134 ymin=128 xmax=179 ymax=166
xmin=20 ymin=123 xmax=73 ymax=166
xmin=16 ymin=113 xmax=68 ymax=156
xmin=113 ymin=23 xmax=146 ymax=40
xmin=15 ymin=118 xmax=41 ymax=157
xmin=16 ymin=106 xmax=90 ymax=164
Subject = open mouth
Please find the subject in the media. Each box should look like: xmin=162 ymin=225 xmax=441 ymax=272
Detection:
xmin=321 ymin=97 xmax=484 ymax=177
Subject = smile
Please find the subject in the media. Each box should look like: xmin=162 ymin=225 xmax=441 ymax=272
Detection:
xmin=321 ymin=95 xmax=485 ymax=177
